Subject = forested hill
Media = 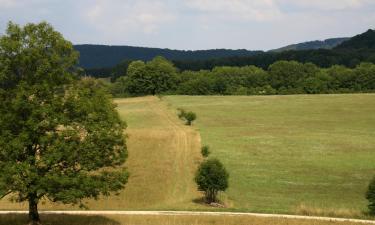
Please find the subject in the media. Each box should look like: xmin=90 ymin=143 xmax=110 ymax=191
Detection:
xmin=271 ymin=37 xmax=349 ymax=52
xmin=74 ymin=44 xmax=262 ymax=69
xmin=334 ymin=29 xmax=375 ymax=50
xmin=174 ymin=29 xmax=375 ymax=71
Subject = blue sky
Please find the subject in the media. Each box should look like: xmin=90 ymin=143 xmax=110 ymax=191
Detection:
xmin=1 ymin=0 xmax=375 ymax=50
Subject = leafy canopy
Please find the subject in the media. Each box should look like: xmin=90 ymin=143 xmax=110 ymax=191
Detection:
xmin=0 ymin=22 xmax=128 ymax=218
xmin=195 ymin=158 xmax=229 ymax=203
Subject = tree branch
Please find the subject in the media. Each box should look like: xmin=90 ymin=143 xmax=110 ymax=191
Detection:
xmin=0 ymin=190 xmax=12 ymax=200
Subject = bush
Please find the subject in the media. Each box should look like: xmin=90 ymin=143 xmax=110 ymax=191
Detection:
xmin=366 ymin=177 xmax=375 ymax=214
xmin=201 ymin=145 xmax=210 ymax=157
xmin=177 ymin=108 xmax=186 ymax=119
xmin=177 ymin=108 xmax=196 ymax=125
xmin=184 ymin=111 xmax=197 ymax=125
xmin=195 ymin=158 xmax=229 ymax=203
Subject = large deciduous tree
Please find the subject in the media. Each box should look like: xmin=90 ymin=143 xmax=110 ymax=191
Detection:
xmin=0 ymin=22 xmax=128 ymax=225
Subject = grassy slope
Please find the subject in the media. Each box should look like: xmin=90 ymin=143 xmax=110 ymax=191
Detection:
xmin=0 ymin=96 xmax=203 ymax=210
xmin=164 ymin=94 xmax=375 ymax=216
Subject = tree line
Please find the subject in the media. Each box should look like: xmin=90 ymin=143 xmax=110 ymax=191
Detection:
xmin=110 ymin=56 xmax=375 ymax=97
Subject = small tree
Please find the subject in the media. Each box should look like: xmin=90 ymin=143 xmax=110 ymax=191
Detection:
xmin=201 ymin=145 xmax=210 ymax=158
xmin=366 ymin=177 xmax=375 ymax=214
xmin=177 ymin=109 xmax=196 ymax=126
xmin=195 ymin=158 xmax=229 ymax=203
xmin=184 ymin=111 xmax=197 ymax=125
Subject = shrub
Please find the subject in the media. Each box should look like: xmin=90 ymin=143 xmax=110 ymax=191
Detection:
xmin=195 ymin=158 xmax=229 ymax=203
xmin=201 ymin=145 xmax=210 ymax=157
xmin=177 ymin=108 xmax=196 ymax=125
xmin=184 ymin=111 xmax=197 ymax=125
xmin=177 ymin=108 xmax=186 ymax=119
xmin=366 ymin=176 xmax=375 ymax=214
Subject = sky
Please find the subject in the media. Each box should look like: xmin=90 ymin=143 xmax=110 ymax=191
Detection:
xmin=0 ymin=0 xmax=375 ymax=51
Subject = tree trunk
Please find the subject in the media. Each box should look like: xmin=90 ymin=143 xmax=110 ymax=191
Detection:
xmin=28 ymin=195 xmax=40 ymax=225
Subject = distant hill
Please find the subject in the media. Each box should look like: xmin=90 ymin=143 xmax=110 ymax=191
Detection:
xmin=174 ymin=29 xmax=375 ymax=71
xmin=74 ymin=45 xmax=262 ymax=69
xmin=271 ymin=37 xmax=350 ymax=52
xmin=335 ymin=29 xmax=375 ymax=50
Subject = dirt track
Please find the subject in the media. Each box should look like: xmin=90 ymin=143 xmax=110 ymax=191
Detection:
xmin=0 ymin=210 xmax=374 ymax=224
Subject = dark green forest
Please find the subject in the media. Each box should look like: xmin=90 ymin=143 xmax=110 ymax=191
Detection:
xmin=173 ymin=29 xmax=375 ymax=71
xmin=84 ymin=29 xmax=375 ymax=97
xmin=75 ymin=45 xmax=261 ymax=69
xmin=84 ymin=29 xmax=375 ymax=79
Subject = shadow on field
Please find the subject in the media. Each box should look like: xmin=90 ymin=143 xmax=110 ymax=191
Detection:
xmin=0 ymin=214 xmax=120 ymax=225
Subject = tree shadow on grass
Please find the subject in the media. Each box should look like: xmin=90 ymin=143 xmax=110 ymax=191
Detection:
xmin=192 ymin=197 xmax=207 ymax=205
xmin=0 ymin=214 xmax=120 ymax=225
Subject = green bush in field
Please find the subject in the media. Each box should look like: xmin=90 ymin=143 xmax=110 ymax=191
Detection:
xmin=366 ymin=177 xmax=375 ymax=214
xmin=195 ymin=158 xmax=229 ymax=203
xmin=201 ymin=145 xmax=211 ymax=158
xmin=177 ymin=108 xmax=197 ymax=125
xmin=184 ymin=111 xmax=197 ymax=125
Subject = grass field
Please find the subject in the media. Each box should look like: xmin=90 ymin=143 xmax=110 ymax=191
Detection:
xmin=1 ymin=94 xmax=375 ymax=222
xmin=1 ymin=214 xmax=373 ymax=225
xmin=164 ymin=94 xmax=375 ymax=217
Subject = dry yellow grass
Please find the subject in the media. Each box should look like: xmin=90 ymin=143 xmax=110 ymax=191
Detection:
xmin=1 ymin=214 xmax=373 ymax=225
xmin=0 ymin=96 xmax=203 ymax=210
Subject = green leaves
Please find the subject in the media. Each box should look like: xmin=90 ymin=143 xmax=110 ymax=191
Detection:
xmin=195 ymin=158 xmax=229 ymax=203
xmin=117 ymin=56 xmax=178 ymax=96
xmin=0 ymin=22 xmax=128 ymax=212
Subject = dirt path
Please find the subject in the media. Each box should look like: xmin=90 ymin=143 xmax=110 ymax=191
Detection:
xmin=0 ymin=210 xmax=374 ymax=224
xmin=145 ymin=97 xmax=201 ymax=204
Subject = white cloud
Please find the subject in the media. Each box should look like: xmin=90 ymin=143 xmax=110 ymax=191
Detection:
xmin=84 ymin=0 xmax=176 ymax=35
xmin=185 ymin=0 xmax=281 ymax=21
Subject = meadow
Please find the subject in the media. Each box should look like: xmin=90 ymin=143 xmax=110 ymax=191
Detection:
xmin=165 ymin=94 xmax=375 ymax=217
xmin=1 ymin=94 xmax=375 ymax=221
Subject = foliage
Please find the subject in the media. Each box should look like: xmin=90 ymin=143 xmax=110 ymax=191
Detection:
xmin=0 ymin=22 xmax=128 ymax=224
xmin=177 ymin=108 xmax=197 ymax=126
xmin=116 ymin=57 xmax=178 ymax=96
xmin=201 ymin=146 xmax=210 ymax=158
xmin=366 ymin=177 xmax=375 ymax=215
xmin=111 ymin=56 xmax=375 ymax=97
xmin=195 ymin=158 xmax=229 ymax=203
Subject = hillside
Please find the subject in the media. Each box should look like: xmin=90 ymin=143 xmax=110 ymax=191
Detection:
xmin=174 ymin=29 xmax=375 ymax=71
xmin=74 ymin=44 xmax=262 ymax=69
xmin=271 ymin=38 xmax=349 ymax=52
xmin=335 ymin=29 xmax=375 ymax=50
